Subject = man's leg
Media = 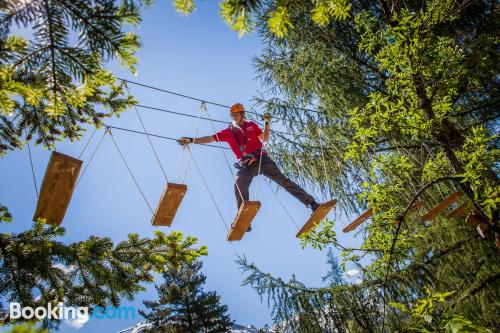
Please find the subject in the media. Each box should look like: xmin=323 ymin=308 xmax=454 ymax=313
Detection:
xmin=234 ymin=166 xmax=254 ymax=209
xmin=259 ymin=155 xmax=315 ymax=206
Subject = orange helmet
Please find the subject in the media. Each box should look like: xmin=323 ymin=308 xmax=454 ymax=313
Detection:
xmin=230 ymin=103 xmax=245 ymax=114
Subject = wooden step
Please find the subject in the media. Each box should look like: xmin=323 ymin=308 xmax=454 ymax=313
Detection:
xmin=465 ymin=213 xmax=480 ymax=226
xmin=420 ymin=192 xmax=464 ymax=222
xmin=33 ymin=152 xmax=83 ymax=225
xmin=296 ymin=200 xmax=337 ymax=237
xmin=152 ymin=183 xmax=187 ymax=227
xmin=343 ymin=208 xmax=373 ymax=233
xmin=227 ymin=201 xmax=261 ymax=241
xmin=446 ymin=202 xmax=469 ymax=218
xmin=342 ymin=201 xmax=424 ymax=233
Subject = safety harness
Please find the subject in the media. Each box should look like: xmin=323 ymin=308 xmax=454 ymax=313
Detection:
xmin=230 ymin=124 xmax=264 ymax=169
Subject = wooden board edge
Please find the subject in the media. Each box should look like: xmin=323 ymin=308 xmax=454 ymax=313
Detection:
xmin=151 ymin=183 xmax=188 ymax=227
xmin=343 ymin=217 xmax=368 ymax=233
xmin=343 ymin=207 xmax=373 ymax=233
xmin=227 ymin=201 xmax=261 ymax=241
xmin=33 ymin=152 xmax=83 ymax=225
xmin=166 ymin=182 xmax=188 ymax=190
xmin=420 ymin=191 xmax=465 ymax=222
xmin=446 ymin=202 xmax=469 ymax=218
xmin=296 ymin=199 xmax=337 ymax=238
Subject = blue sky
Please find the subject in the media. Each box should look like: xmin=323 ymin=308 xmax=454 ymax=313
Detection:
xmin=0 ymin=1 xmax=361 ymax=331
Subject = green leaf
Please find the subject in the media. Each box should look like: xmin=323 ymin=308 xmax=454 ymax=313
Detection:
xmin=389 ymin=302 xmax=408 ymax=313
xmin=267 ymin=6 xmax=293 ymax=38
xmin=173 ymin=0 xmax=196 ymax=15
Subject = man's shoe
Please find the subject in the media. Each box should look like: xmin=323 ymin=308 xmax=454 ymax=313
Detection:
xmin=309 ymin=201 xmax=320 ymax=214
xmin=246 ymin=225 xmax=252 ymax=232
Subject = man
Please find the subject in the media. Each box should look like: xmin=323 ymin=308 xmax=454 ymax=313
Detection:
xmin=178 ymin=103 xmax=320 ymax=230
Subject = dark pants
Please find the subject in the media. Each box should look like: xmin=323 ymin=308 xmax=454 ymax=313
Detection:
xmin=234 ymin=155 xmax=315 ymax=209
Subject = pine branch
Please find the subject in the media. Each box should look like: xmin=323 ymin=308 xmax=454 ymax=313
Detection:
xmin=43 ymin=0 xmax=59 ymax=111
xmin=0 ymin=221 xmax=206 ymax=325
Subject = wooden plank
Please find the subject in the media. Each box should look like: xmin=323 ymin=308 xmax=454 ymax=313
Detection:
xmin=343 ymin=208 xmax=373 ymax=233
xmin=420 ymin=192 xmax=464 ymax=222
xmin=343 ymin=201 xmax=424 ymax=233
xmin=152 ymin=183 xmax=187 ymax=227
xmin=465 ymin=213 xmax=480 ymax=226
xmin=227 ymin=201 xmax=261 ymax=241
xmin=446 ymin=202 xmax=469 ymax=218
xmin=33 ymin=152 xmax=83 ymax=225
xmin=296 ymin=199 xmax=337 ymax=237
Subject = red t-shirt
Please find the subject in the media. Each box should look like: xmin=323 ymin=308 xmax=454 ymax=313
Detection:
xmin=213 ymin=121 xmax=264 ymax=159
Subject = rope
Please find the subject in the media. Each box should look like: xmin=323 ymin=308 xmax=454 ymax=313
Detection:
xmin=181 ymin=101 xmax=204 ymax=183
xmin=137 ymin=104 xmax=226 ymax=124
xmin=254 ymin=149 xmax=265 ymax=200
xmin=26 ymin=140 xmax=39 ymax=199
xmin=120 ymin=78 xmax=230 ymax=109
xmin=118 ymin=78 xmax=326 ymax=130
xmin=104 ymin=125 xmax=230 ymax=150
xmin=119 ymin=78 xmax=323 ymax=115
xmin=126 ymin=85 xmax=170 ymax=183
xmin=75 ymin=129 xmax=108 ymax=188
xmin=289 ymin=155 xmax=319 ymax=209
xmin=254 ymin=122 xmax=268 ymax=200
xmin=177 ymin=146 xmax=188 ymax=183
xmin=78 ymin=127 xmax=97 ymax=159
xmin=265 ymin=180 xmax=299 ymax=229
xmin=108 ymin=128 xmax=155 ymax=215
xmin=136 ymin=103 xmax=293 ymax=138
xmin=189 ymin=149 xmax=230 ymax=233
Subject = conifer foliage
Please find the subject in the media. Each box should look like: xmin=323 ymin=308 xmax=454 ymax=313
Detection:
xmin=0 ymin=0 xmax=146 ymax=154
xmin=140 ymin=260 xmax=233 ymax=333
xmin=237 ymin=254 xmax=382 ymax=332
xmin=0 ymin=207 xmax=207 ymax=326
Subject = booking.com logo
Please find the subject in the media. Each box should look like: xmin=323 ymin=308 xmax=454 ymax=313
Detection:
xmin=91 ymin=306 xmax=137 ymax=319
xmin=8 ymin=303 xmax=137 ymax=320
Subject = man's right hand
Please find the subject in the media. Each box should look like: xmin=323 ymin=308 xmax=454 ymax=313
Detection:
xmin=177 ymin=137 xmax=193 ymax=147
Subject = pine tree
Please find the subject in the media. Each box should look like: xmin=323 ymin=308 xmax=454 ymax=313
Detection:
xmin=140 ymin=260 xmax=233 ymax=333
xmin=0 ymin=206 xmax=207 ymax=328
xmin=0 ymin=0 xmax=153 ymax=154
xmin=237 ymin=254 xmax=382 ymax=333
xmin=2 ymin=323 xmax=46 ymax=333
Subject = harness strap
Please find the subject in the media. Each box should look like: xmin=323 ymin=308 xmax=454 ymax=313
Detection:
xmin=230 ymin=122 xmax=266 ymax=169
xmin=230 ymin=123 xmax=266 ymax=155
xmin=230 ymin=124 xmax=246 ymax=154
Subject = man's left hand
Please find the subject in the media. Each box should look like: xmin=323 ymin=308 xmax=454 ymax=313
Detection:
xmin=263 ymin=113 xmax=272 ymax=125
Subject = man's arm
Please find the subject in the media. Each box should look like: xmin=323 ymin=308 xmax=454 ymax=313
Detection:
xmin=259 ymin=113 xmax=272 ymax=142
xmin=259 ymin=123 xmax=270 ymax=142
xmin=193 ymin=136 xmax=216 ymax=144
xmin=177 ymin=135 xmax=215 ymax=147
